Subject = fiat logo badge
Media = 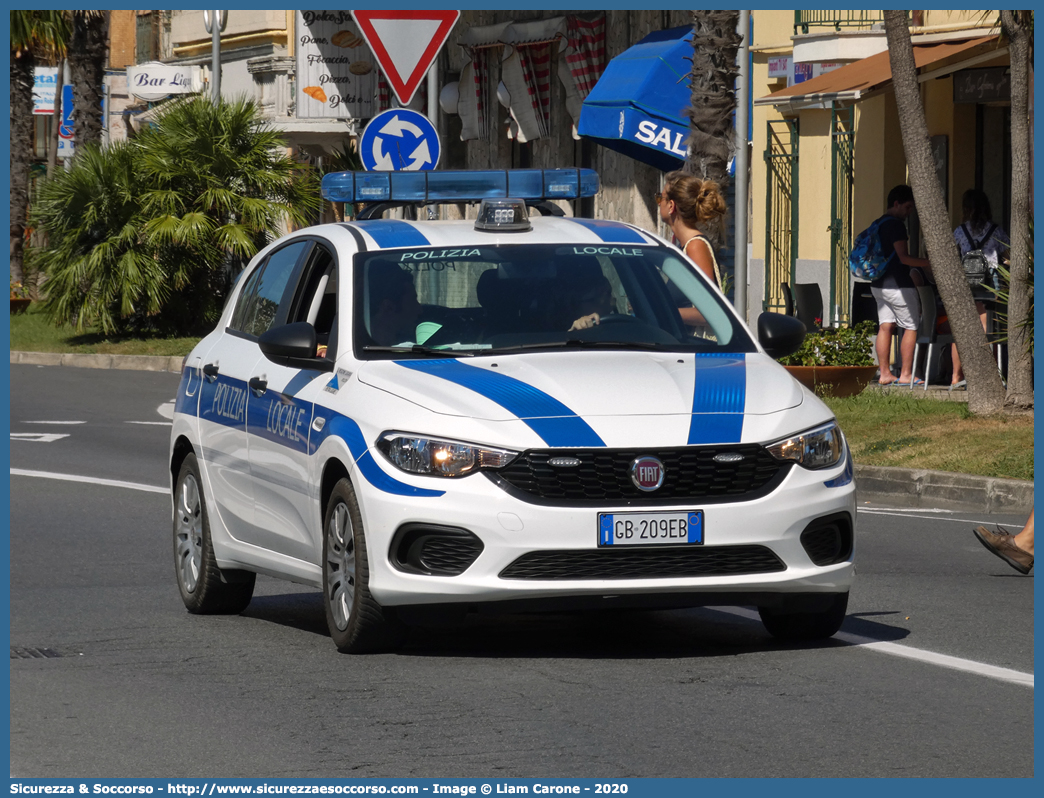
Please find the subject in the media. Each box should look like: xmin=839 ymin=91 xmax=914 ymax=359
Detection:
xmin=630 ymin=456 xmax=665 ymax=492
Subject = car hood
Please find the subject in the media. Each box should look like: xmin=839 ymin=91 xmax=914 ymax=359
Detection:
xmin=356 ymin=351 xmax=804 ymax=441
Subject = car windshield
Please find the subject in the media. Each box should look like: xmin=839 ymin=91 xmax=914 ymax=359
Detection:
xmin=353 ymin=243 xmax=756 ymax=357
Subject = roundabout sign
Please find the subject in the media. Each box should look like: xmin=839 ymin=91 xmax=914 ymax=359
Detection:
xmin=360 ymin=107 xmax=440 ymax=172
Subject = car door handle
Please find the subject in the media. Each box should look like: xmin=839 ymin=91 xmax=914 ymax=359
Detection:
xmin=249 ymin=377 xmax=268 ymax=397
xmin=202 ymin=363 xmax=219 ymax=382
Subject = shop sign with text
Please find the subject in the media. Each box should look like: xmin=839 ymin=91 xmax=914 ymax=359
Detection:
xmin=295 ymin=10 xmax=377 ymax=119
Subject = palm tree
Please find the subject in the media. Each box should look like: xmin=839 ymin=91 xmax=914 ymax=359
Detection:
xmin=683 ymin=10 xmax=742 ymax=246
xmin=999 ymin=11 xmax=1032 ymax=409
xmin=32 ymin=142 xmax=163 ymax=334
xmin=69 ymin=11 xmax=108 ymax=149
xmin=882 ymin=11 xmax=1006 ymax=415
xmin=10 ymin=10 xmax=70 ymax=284
xmin=32 ymin=96 xmax=321 ymax=336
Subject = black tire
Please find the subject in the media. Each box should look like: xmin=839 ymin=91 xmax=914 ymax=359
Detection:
xmin=322 ymin=478 xmax=405 ymax=653
xmin=173 ymin=452 xmax=255 ymax=614
xmin=758 ymin=592 xmax=848 ymax=642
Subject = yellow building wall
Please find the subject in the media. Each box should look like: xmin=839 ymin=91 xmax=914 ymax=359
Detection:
xmin=750 ymin=10 xmax=796 ymax=263
xmin=795 ymin=109 xmax=832 ymax=261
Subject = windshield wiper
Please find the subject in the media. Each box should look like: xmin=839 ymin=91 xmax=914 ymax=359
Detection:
xmin=362 ymin=345 xmax=474 ymax=358
xmin=489 ymin=339 xmax=668 ymax=353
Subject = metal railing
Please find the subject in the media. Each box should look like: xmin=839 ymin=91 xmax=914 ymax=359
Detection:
xmin=829 ymin=107 xmax=854 ymax=326
xmin=763 ymin=119 xmax=799 ymax=315
xmin=793 ymin=10 xmax=887 ymax=35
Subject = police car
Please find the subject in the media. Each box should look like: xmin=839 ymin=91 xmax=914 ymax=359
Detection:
xmin=170 ymin=168 xmax=855 ymax=653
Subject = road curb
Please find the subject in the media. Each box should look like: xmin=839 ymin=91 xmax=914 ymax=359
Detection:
xmin=854 ymin=465 xmax=1033 ymax=514
xmin=11 ymin=350 xmax=1034 ymax=515
xmin=11 ymin=350 xmax=183 ymax=373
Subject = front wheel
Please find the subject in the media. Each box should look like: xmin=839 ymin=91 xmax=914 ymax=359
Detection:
xmin=758 ymin=592 xmax=848 ymax=641
xmin=323 ymin=478 xmax=404 ymax=653
xmin=173 ymin=452 xmax=255 ymax=614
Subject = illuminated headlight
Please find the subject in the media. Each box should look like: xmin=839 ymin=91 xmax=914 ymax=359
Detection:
xmin=766 ymin=422 xmax=844 ymax=470
xmin=376 ymin=433 xmax=518 ymax=478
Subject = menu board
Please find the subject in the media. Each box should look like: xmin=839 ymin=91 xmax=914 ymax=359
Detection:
xmin=295 ymin=10 xmax=377 ymax=119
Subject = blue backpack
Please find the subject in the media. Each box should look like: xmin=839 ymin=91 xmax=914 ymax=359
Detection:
xmin=848 ymin=217 xmax=891 ymax=281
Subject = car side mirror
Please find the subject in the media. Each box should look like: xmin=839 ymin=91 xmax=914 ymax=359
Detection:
xmin=757 ymin=312 xmax=806 ymax=360
xmin=258 ymin=322 xmax=334 ymax=372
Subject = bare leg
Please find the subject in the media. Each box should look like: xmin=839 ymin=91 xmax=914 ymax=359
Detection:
xmin=897 ymin=327 xmax=917 ymax=383
xmin=876 ymin=322 xmax=897 ymax=384
xmin=951 ymin=342 xmax=964 ymax=384
xmin=1013 ymin=509 xmax=1034 ymax=555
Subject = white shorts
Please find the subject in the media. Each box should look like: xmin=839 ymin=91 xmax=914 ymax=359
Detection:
xmin=871 ymin=285 xmax=920 ymax=331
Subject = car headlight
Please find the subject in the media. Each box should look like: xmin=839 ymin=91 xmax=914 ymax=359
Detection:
xmin=376 ymin=432 xmax=519 ymax=478
xmin=766 ymin=421 xmax=844 ymax=470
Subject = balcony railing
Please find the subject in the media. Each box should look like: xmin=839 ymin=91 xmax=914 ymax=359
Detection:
xmin=793 ymin=11 xmax=890 ymax=35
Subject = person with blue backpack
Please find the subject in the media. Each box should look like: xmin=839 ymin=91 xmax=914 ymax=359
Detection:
xmin=850 ymin=185 xmax=933 ymax=386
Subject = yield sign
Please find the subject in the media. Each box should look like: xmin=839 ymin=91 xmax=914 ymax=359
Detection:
xmin=350 ymin=10 xmax=460 ymax=106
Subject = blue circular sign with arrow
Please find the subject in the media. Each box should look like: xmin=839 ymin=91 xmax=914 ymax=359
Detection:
xmin=360 ymin=108 xmax=441 ymax=172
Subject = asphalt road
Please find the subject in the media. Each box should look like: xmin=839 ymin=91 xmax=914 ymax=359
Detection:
xmin=8 ymin=364 xmax=1034 ymax=778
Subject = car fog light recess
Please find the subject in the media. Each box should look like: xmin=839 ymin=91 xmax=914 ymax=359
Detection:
xmin=377 ymin=433 xmax=518 ymax=478
xmin=766 ymin=422 xmax=843 ymax=470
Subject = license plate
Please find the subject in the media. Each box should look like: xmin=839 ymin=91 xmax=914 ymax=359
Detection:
xmin=597 ymin=511 xmax=703 ymax=546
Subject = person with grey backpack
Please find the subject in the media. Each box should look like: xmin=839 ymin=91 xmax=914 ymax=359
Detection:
xmin=948 ymin=189 xmax=1009 ymax=390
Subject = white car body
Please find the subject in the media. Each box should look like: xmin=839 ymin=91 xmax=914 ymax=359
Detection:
xmin=170 ymin=204 xmax=855 ymax=648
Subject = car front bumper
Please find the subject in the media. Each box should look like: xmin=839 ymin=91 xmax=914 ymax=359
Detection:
xmin=357 ymin=449 xmax=857 ymax=608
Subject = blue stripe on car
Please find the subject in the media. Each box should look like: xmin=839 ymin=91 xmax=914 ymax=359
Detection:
xmin=195 ymin=372 xmax=442 ymax=498
xmin=395 ymin=359 xmax=606 ymax=448
xmin=311 ymin=412 xmax=445 ymax=497
xmin=688 ymin=353 xmax=746 ymax=444
xmin=173 ymin=365 xmax=198 ymax=417
xmin=569 ymin=218 xmax=649 ymax=245
xmin=350 ymin=219 xmax=430 ymax=248
xmin=249 ymin=391 xmax=311 ymax=454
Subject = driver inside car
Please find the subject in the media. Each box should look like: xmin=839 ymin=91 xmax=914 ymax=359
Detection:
xmin=568 ymin=274 xmax=616 ymax=331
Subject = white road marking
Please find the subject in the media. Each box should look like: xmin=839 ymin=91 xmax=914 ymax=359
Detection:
xmin=858 ymin=508 xmax=1017 ymax=525
xmin=10 ymin=433 xmax=71 ymax=443
xmin=858 ymin=506 xmax=963 ymax=514
xmin=23 ymin=420 xmax=86 ymax=425
xmin=126 ymin=421 xmax=172 ymax=426
xmin=713 ymin=607 xmax=1034 ymax=689
xmin=11 ymin=468 xmax=167 ymax=495
xmin=157 ymin=400 xmax=175 ymax=420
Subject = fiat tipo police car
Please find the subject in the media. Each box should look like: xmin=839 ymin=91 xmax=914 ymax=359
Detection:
xmin=170 ymin=169 xmax=855 ymax=653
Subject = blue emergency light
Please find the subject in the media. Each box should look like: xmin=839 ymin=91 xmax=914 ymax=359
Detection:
xmin=321 ymin=168 xmax=600 ymax=204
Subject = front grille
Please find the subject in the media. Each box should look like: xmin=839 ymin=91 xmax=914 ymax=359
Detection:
xmin=491 ymin=445 xmax=788 ymax=505
xmin=499 ymin=545 xmax=786 ymax=580
xmin=417 ymin=536 xmax=484 ymax=575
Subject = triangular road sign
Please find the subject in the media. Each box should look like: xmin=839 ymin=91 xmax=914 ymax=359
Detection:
xmin=351 ymin=10 xmax=461 ymax=107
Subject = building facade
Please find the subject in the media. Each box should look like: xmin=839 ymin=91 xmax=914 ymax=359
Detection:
xmin=749 ymin=9 xmax=1013 ymax=327
xmin=103 ymin=10 xmax=701 ymax=235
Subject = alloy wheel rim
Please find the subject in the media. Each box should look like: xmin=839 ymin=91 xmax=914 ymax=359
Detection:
xmin=325 ymin=502 xmax=356 ymax=632
xmin=175 ymin=473 xmax=203 ymax=593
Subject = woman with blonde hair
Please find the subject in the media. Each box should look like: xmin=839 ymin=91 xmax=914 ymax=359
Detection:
xmin=656 ymin=170 xmax=728 ymax=288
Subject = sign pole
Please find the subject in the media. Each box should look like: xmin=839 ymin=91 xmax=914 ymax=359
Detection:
xmin=211 ymin=16 xmax=221 ymax=104
xmin=205 ymin=11 xmax=227 ymax=105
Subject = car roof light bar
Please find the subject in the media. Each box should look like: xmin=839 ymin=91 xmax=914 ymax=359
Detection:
xmin=321 ymin=168 xmax=600 ymax=204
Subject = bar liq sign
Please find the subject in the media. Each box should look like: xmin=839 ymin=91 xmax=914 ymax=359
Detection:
xmin=295 ymin=10 xmax=377 ymax=119
xmin=127 ymin=62 xmax=202 ymax=101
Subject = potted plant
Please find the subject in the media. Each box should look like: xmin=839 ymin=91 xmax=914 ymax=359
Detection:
xmin=778 ymin=320 xmax=878 ymax=397
xmin=10 ymin=278 xmax=31 ymax=314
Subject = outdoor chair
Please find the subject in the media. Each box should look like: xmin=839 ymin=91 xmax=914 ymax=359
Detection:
xmin=780 ymin=282 xmax=795 ymax=316
xmin=793 ymin=282 xmax=824 ymax=331
xmin=912 ymin=284 xmax=954 ymax=390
